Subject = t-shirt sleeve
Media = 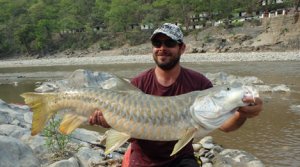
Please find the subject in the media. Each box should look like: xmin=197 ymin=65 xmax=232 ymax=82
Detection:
xmin=201 ymin=76 xmax=213 ymax=90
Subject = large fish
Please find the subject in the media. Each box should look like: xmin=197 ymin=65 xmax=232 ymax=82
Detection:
xmin=21 ymin=77 xmax=258 ymax=156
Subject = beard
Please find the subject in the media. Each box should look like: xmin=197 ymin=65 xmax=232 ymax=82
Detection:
xmin=153 ymin=49 xmax=181 ymax=70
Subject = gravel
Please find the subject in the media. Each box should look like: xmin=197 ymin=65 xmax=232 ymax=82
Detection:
xmin=0 ymin=51 xmax=299 ymax=68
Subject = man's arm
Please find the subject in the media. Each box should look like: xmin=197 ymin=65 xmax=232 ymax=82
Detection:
xmin=219 ymin=96 xmax=263 ymax=132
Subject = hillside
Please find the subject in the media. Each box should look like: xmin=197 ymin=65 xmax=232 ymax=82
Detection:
xmin=1 ymin=14 xmax=300 ymax=61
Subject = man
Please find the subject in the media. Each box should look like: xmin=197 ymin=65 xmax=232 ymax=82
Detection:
xmin=89 ymin=23 xmax=263 ymax=167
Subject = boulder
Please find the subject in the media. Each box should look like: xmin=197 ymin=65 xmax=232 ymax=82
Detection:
xmin=0 ymin=136 xmax=40 ymax=167
xmin=48 ymin=157 xmax=79 ymax=167
xmin=0 ymin=100 xmax=32 ymax=129
xmin=35 ymin=69 xmax=117 ymax=93
xmin=211 ymin=149 xmax=265 ymax=167
xmin=272 ymin=85 xmax=291 ymax=92
xmin=254 ymin=85 xmax=273 ymax=92
xmin=199 ymin=136 xmax=215 ymax=145
xmin=74 ymin=148 xmax=104 ymax=167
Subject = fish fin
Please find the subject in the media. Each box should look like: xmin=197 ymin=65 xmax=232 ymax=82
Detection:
xmin=104 ymin=129 xmax=130 ymax=155
xmin=20 ymin=92 xmax=55 ymax=136
xmin=171 ymin=129 xmax=196 ymax=156
xmin=109 ymin=77 xmax=142 ymax=92
xmin=59 ymin=111 xmax=87 ymax=134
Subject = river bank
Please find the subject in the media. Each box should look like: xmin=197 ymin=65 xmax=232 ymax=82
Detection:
xmin=1 ymin=51 xmax=300 ymax=68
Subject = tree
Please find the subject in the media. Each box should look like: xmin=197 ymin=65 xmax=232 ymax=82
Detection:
xmin=14 ymin=24 xmax=36 ymax=54
xmin=194 ymin=0 xmax=219 ymax=21
xmin=106 ymin=0 xmax=139 ymax=32
xmin=284 ymin=0 xmax=300 ymax=11
xmin=242 ymin=0 xmax=262 ymax=14
xmin=167 ymin=0 xmax=195 ymax=27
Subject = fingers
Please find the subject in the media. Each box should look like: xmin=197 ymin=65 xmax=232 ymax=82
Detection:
xmin=238 ymin=97 xmax=263 ymax=118
xmin=88 ymin=110 xmax=111 ymax=128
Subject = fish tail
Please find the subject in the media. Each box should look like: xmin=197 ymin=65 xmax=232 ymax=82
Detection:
xmin=20 ymin=92 xmax=56 ymax=136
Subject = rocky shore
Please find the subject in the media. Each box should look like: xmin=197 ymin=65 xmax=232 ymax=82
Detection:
xmin=0 ymin=51 xmax=300 ymax=68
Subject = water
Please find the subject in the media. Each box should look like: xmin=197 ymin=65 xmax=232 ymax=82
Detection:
xmin=1 ymin=61 xmax=300 ymax=166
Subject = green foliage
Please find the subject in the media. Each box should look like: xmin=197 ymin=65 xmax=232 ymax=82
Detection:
xmin=204 ymin=33 xmax=210 ymax=43
xmin=70 ymin=43 xmax=76 ymax=52
xmin=0 ymin=0 xmax=296 ymax=56
xmin=14 ymin=24 xmax=37 ymax=54
xmin=194 ymin=31 xmax=199 ymax=41
xmin=43 ymin=116 xmax=83 ymax=158
xmin=234 ymin=21 xmax=244 ymax=27
xmin=217 ymin=23 xmax=225 ymax=31
xmin=284 ymin=28 xmax=288 ymax=32
xmin=98 ymin=41 xmax=110 ymax=50
xmin=252 ymin=19 xmax=260 ymax=26
xmin=231 ymin=31 xmax=236 ymax=36
xmin=179 ymin=25 xmax=189 ymax=36
xmin=1 ymin=41 xmax=10 ymax=53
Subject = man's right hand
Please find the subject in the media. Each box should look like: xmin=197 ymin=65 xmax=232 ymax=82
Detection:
xmin=88 ymin=110 xmax=111 ymax=128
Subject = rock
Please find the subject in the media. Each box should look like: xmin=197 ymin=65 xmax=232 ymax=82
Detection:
xmin=243 ymin=76 xmax=264 ymax=84
xmin=211 ymin=149 xmax=265 ymax=167
xmin=290 ymin=105 xmax=300 ymax=113
xmin=72 ymin=128 xmax=102 ymax=144
xmin=189 ymin=48 xmax=198 ymax=53
xmin=200 ymin=157 xmax=210 ymax=164
xmin=202 ymin=163 xmax=213 ymax=167
xmin=12 ymin=82 xmax=19 ymax=86
xmin=199 ymin=136 xmax=215 ymax=145
xmin=202 ymin=143 xmax=214 ymax=150
xmin=0 ymin=100 xmax=32 ymax=128
xmin=35 ymin=82 xmax=60 ymax=92
xmin=197 ymin=148 xmax=209 ymax=157
xmin=193 ymin=143 xmax=202 ymax=151
xmin=75 ymin=148 xmax=104 ymax=167
xmin=0 ymin=136 xmax=40 ymax=167
xmin=205 ymin=72 xmax=230 ymax=86
xmin=254 ymin=85 xmax=273 ymax=92
xmin=48 ymin=157 xmax=79 ymax=167
xmin=272 ymin=85 xmax=291 ymax=92
xmin=35 ymin=82 xmax=43 ymax=86
xmin=35 ymin=69 xmax=117 ymax=92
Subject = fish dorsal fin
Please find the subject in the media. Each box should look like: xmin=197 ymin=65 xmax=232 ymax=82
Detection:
xmin=59 ymin=111 xmax=87 ymax=134
xmin=108 ymin=76 xmax=142 ymax=93
xmin=104 ymin=129 xmax=130 ymax=155
xmin=171 ymin=128 xmax=196 ymax=156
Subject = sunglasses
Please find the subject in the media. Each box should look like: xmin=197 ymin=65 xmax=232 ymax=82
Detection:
xmin=151 ymin=40 xmax=181 ymax=48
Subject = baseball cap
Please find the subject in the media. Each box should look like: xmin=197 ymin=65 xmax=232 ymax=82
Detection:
xmin=150 ymin=23 xmax=184 ymax=44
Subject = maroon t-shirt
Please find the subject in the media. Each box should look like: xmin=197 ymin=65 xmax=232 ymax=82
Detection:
xmin=129 ymin=67 xmax=213 ymax=167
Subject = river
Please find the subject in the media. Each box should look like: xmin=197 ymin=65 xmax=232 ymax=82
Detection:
xmin=0 ymin=61 xmax=300 ymax=166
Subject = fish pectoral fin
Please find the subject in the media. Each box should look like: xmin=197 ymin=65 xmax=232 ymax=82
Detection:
xmin=104 ymin=129 xmax=130 ymax=155
xmin=171 ymin=129 xmax=196 ymax=156
xmin=59 ymin=111 xmax=87 ymax=135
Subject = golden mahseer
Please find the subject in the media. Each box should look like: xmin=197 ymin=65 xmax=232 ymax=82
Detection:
xmin=21 ymin=77 xmax=259 ymax=156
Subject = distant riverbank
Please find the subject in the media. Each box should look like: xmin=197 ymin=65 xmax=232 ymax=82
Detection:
xmin=1 ymin=51 xmax=300 ymax=68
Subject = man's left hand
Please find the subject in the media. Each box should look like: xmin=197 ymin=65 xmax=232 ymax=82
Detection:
xmin=238 ymin=96 xmax=263 ymax=118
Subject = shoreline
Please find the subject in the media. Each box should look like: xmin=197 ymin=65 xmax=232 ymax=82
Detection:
xmin=1 ymin=51 xmax=300 ymax=68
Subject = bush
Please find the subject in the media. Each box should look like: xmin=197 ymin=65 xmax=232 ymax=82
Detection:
xmin=234 ymin=21 xmax=244 ymax=27
xmin=252 ymin=19 xmax=260 ymax=26
xmin=1 ymin=42 xmax=10 ymax=53
xmin=204 ymin=33 xmax=210 ymax=43
xmin=43 ymin=115 xmax=83 ymax=159
xmin=70 ymin=43 xmax=76 ymax=52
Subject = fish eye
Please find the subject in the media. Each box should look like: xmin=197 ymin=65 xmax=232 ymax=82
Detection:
xmin=226 ymin=87 xmax=230 ymax=91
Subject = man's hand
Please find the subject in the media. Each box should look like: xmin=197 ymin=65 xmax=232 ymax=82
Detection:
xmin=220 ymin=96 xmax=263 ymax=132
xmin=88 ymin=110 xmax=111 ymax=128
xmin=238 ymin=96 xmax=263 ymax=118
